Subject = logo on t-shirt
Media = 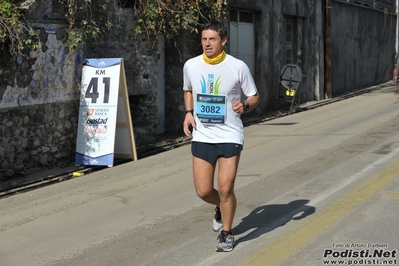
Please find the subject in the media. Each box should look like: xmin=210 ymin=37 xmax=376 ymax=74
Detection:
xmin=201 ymin=74 xmax=221 ymax=94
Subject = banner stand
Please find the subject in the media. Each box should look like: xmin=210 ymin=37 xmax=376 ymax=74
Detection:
xmin=114 ymin=61 xmax=137 ymax=161
xmin=75 ymin=58 xmax=137 ymax=167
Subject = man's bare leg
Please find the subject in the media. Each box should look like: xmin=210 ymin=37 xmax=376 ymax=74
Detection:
xmin=193 ymin=157 xmax=220 ymax=206
xmin=217 ymin=154 xmax=240 ymax=232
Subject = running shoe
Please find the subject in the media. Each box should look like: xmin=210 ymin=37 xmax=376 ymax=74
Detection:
xmin=216 ymin=231 xmax=235 ymax=252
xmin=212 ymin=207 xmax=223 ymax=232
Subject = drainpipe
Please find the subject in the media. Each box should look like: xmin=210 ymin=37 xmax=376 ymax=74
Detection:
xmin=396 ymin=0 xmax=399 ymax=56
xmin=324 ymin=0 xmax=333 ymax=98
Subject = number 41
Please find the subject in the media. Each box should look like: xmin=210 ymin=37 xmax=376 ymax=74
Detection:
xmin=85 ymin=77 xmax=110 ymax=103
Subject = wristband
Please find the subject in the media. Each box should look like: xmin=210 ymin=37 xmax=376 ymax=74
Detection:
xmin=185 ymin=110 xmax=193 ymax=115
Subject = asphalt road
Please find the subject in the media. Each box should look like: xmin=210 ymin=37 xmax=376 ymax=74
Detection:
xmin=1 ymin=83 xmax=399 ymax=266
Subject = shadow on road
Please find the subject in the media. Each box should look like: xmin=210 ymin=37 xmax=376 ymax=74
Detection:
xmin=233 ymin=199 xmax=315 ymax=245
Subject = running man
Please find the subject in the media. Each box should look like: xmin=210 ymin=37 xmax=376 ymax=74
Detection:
xmin=182 ymin=20 xmax=260 ymax=252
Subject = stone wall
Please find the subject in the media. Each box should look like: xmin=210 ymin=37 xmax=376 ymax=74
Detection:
xmin=164 ymin=32 xmax=202 ymax=134
xmin=0 ymin=0 xmax=163 ymax=179
xmin=0 ymin=101 xmax=78 ymax=177
xmin=84 ymin=5 xmax=162 ymax=146
xmin=0 ymin=0 xmax=84 ymax=179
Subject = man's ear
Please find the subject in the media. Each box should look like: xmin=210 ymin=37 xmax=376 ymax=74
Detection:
xmin=222 ymin=37 xmax=228 ymax=46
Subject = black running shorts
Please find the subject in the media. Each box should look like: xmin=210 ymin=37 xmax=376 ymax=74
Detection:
xmin=191 ymin=141 xmax=243 ymax=164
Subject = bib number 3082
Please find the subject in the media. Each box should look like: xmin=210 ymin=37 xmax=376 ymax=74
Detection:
xmin=85 ymin=77 xmax=111 ymax=104
xmin=200 ymin=105 xmax=220 ymax=114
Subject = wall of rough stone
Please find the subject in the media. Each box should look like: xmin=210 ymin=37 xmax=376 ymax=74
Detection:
xmin=164 ymin=32 xmax=203 ymax=135
xmin=0 ymin=101 xmax=78 ymax=177
xmin=0 ymin=0 xmax=163 ymax=179
xmin=0 ymin=0 xmax=83 ymax=179
xmin=84 ymin=5 xmax=162 ymax=147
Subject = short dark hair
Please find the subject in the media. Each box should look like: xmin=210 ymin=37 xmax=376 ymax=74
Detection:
xmin=201 ymin=20 xmax=228 ymax=40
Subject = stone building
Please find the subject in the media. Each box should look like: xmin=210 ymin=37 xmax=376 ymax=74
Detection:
xmin=225 ymin=0 xmax=396 ymax=106
xmin=0 ymin=0 xmax=397 ymax=178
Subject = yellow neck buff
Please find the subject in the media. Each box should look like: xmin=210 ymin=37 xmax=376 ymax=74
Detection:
xmin=203 ymin=50 xmax=226 ymax=65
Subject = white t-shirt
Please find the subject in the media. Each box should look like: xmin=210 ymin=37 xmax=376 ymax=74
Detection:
xmin=183 ymin=54 xmax=258 ymax=145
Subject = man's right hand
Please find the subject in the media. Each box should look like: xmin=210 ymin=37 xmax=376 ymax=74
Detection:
xmin=183 ymin=112 xmax=196 ymax=136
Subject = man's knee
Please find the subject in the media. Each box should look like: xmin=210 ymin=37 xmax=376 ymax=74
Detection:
xmin=196 ymin=187 xmax=214 ymax=200
xmin=218 ymin=187 xmax=234 ymax=201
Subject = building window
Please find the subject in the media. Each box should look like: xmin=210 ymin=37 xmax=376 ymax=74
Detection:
xmin=230 ymin=10 xmax=238 ymax=22
xmin=285 ymin=18 xmax=294 ymax=64
xmin=229 ymin=9 xmax=255 ymax=76
xmin=285 ymin=16 xmax=303 ymax=66
xmin=230 ymin=10 xmax=254 ymax=23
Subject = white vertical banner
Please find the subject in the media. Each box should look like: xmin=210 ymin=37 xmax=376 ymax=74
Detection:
xmin=75 ymin=58 xmax=136 ymax=167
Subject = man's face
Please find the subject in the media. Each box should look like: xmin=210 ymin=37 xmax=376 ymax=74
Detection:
xmin=201 ymin=29 xmax=227 ymax=59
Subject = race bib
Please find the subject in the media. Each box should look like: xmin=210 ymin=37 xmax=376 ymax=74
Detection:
xmin=196 ymin=93 xmax=226 ymax=124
